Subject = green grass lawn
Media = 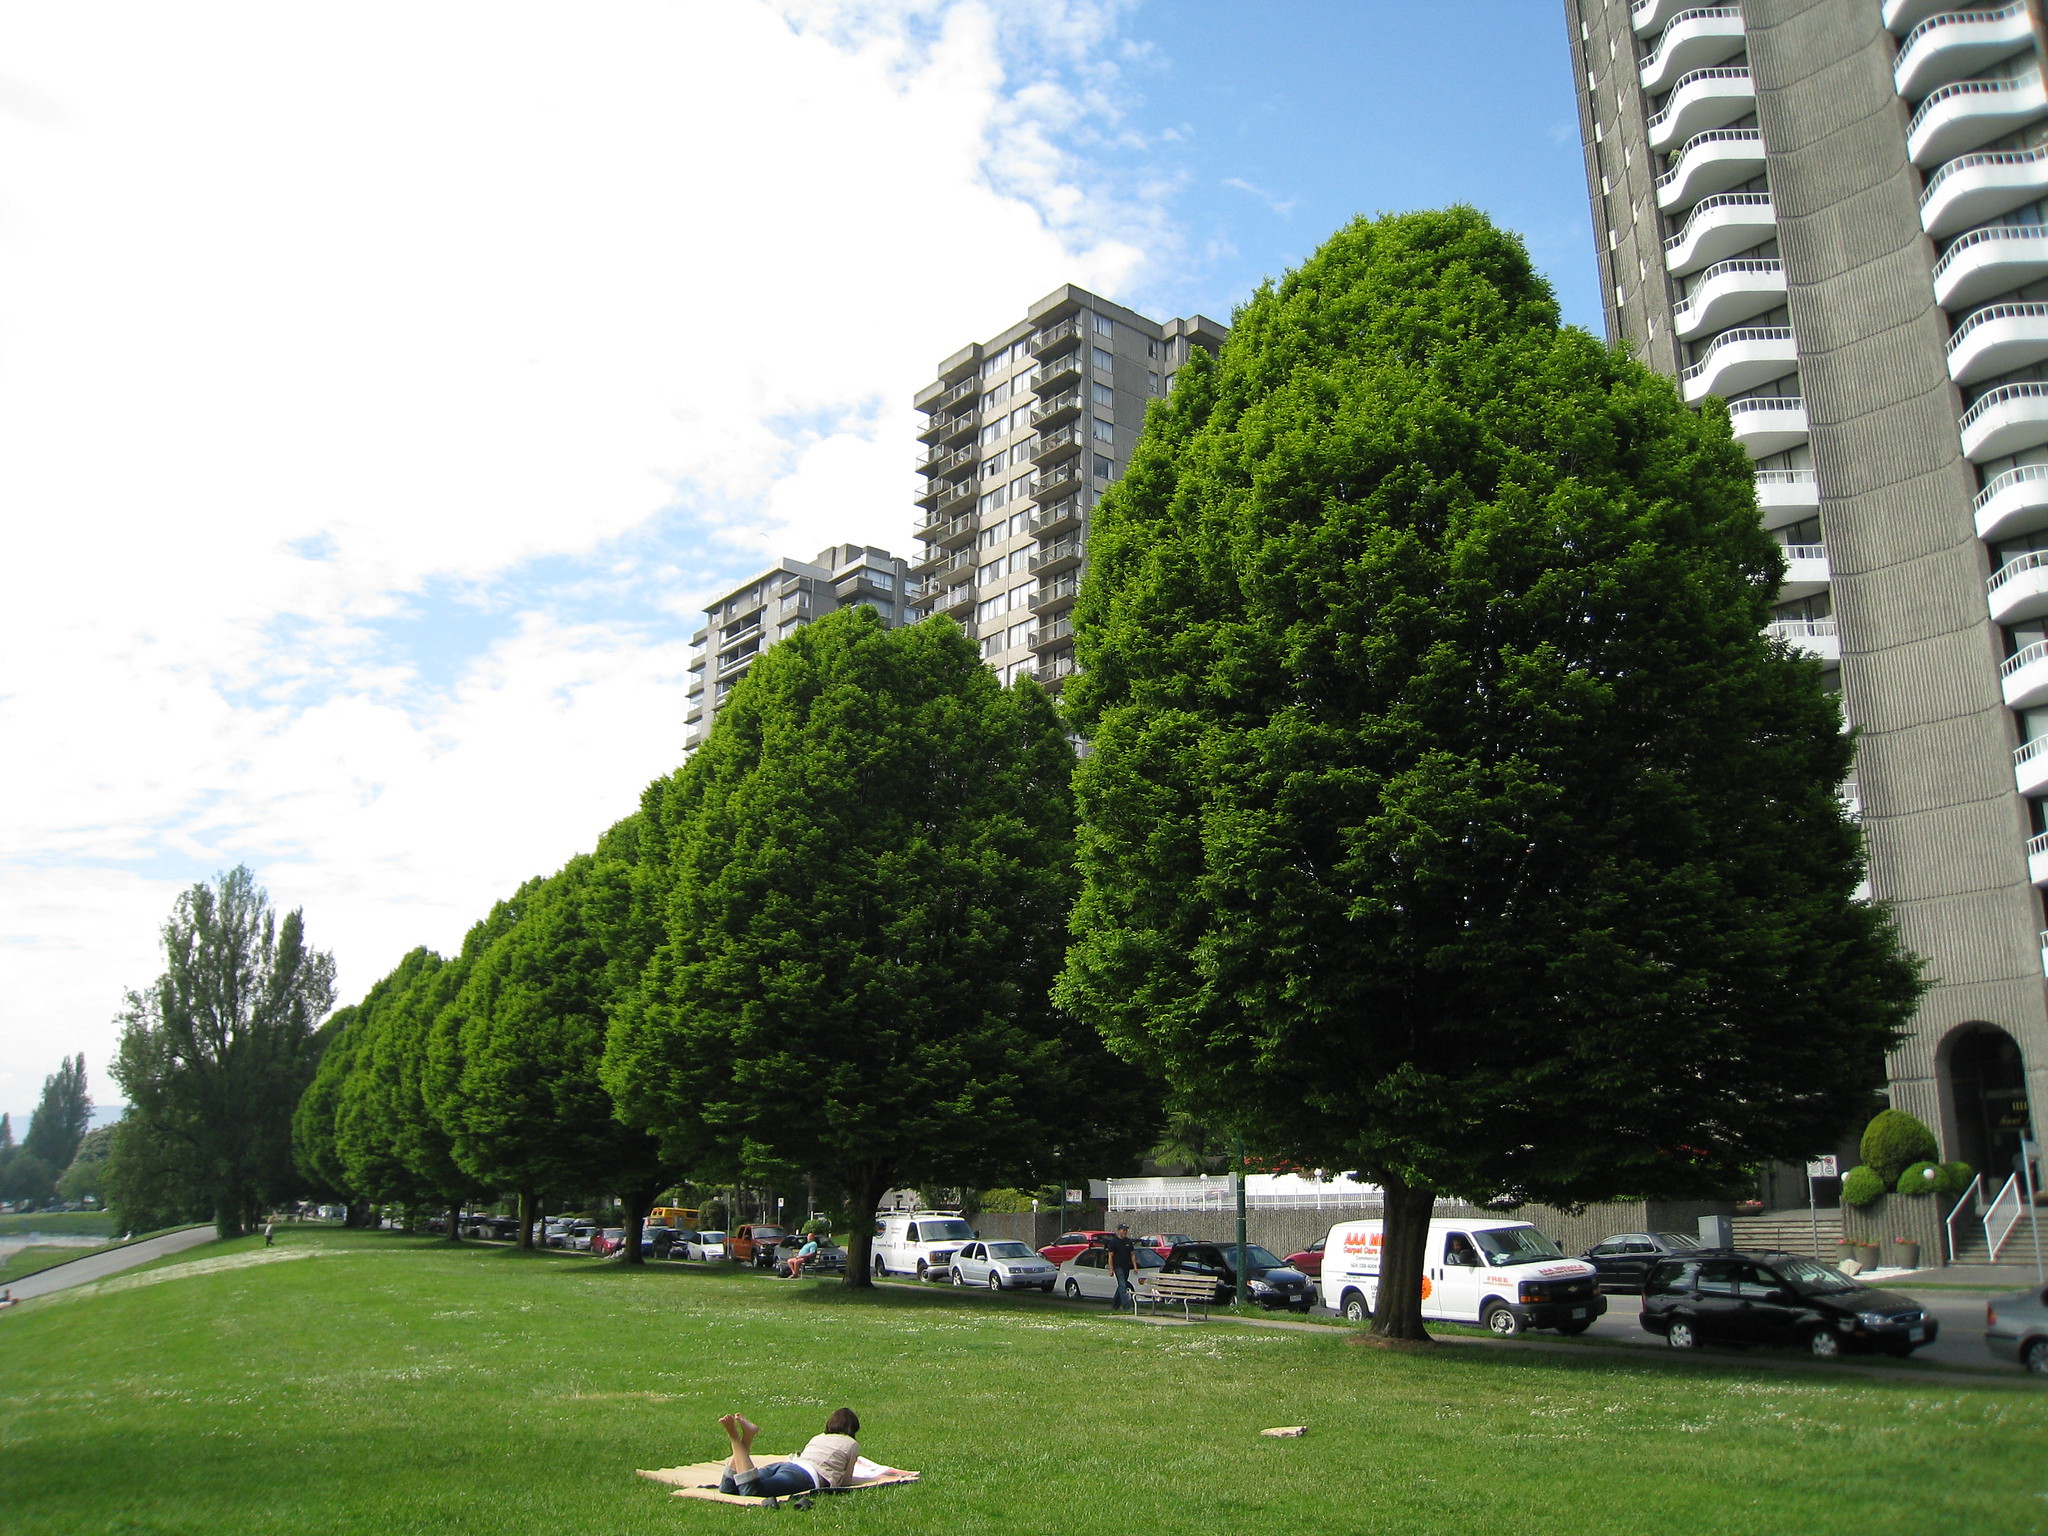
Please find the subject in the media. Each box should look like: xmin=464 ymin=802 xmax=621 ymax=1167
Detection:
xmin=0 ymin=1242 xmax=119 ymax=1281
xmin=0 ymin=1212 xmax=118 ymax=1238
xmin=1 ymin=1228 xmax=2043 ymax=1536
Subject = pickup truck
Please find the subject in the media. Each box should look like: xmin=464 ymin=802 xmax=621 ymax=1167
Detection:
xmin=728 ymin=1224 xmax=787 ymax=1268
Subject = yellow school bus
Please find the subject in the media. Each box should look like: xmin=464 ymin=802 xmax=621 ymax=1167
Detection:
xmin=647 ymin=1206 xmax=700 ymax=1228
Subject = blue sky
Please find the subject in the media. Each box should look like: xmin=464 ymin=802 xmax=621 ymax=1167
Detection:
xmin=0 ymin=0 xmax=1599 ymax=1124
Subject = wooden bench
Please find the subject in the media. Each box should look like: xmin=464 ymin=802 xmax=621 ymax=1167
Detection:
xmin=1137 ymin=1272 xmax=1222 ymax=1320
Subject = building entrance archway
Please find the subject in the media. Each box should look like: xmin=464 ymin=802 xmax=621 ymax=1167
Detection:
xmin=1943 ymin=1025 xmax=2035 ymax=1183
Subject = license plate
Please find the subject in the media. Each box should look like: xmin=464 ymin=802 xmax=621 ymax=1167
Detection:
xmin=1911 ymin=1325 xmax=1928 ymax=1341
xmin=1572 ymin=1308 xmax=1588 ymax=1319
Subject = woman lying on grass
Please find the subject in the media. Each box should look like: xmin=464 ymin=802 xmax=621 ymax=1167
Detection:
xmin=716 ymin=1408 xmax=860 ymax=1498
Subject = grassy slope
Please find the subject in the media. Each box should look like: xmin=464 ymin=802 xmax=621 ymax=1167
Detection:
xmin=2 ymin=1243 xmax=119 ymax=1281
xmin=0 ymin=1213 xmax=119 ymax=1238
xmin=0 ymin=1228 xmax=2041 ymax=1536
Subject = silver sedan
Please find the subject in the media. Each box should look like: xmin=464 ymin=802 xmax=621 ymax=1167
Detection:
xmin=1056 ymin=1244 xmax=1164 ymax=1300
xmin=1986 ymin=1284 xmax=2048 ymax=1373
xmin=950 ymin=1240 xmax=1057 ymax=1291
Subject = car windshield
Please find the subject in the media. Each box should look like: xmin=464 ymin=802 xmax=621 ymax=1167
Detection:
xmin=920 ymin=1219 xmax=975 ymax=1242
xmin=754 ymin=1228 xmax=785 ymax=1240
xmin=1652 ymin=1232 xmax=1700 ymax=1249
xmin=702 ymin=1232 xmax=725 ymax=1241
xmin=1473 ymin=1227 xmax=1566 ymax=1265
xmin=1134 ymin=1247 xmax=1165 ymax=1268
xmin=1242 ymin=1247 xmax=1286 ymax=1271
xmin=985 ymin=1242 xmax=1033 ymax=1258
xmin=1774 ymin=1257 xmax=1863 ymax=1295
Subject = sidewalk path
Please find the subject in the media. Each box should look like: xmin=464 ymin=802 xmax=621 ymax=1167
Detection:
xmin=2 ymin=1226 xmax=216 ymax=1304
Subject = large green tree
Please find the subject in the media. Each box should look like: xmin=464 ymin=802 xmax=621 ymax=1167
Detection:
xmin=606 ymin=606 xmax=1155 ymax=1286
xmin=1056 ymin=208 xmax=1923 ymax=1339
xmin=432 ymin=838 xmax=677 ymax=1258
xmin=111 ymin=868 xmax=338 ymax=1238
xmin=23 ymin=1054 xmax=92 ymax=1177
xmin=291 ymin=1005 xmax=379 ymax=1226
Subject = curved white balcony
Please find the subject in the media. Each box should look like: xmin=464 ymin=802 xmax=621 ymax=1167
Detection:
xmin=1920 ymin=147 xmax=2048 ymax=238
xmin=1976 ymin=462 xmax=2048 ymax=539
xmin=1948 ymin=301 xmax=2048 ymax=383
xmin=1682 ymin=326 xmax=1799 ymax=402
xmin=2015 ymin=734 xmax=2048 ymax=796
xmin=1907 ymin=73 xmax=2048 ymax=167
xmin=1780 ymin=543 xmax=1832 ymax=599
xmin=1639 ymin=9 xmax=1746 ymax=93
xmin=1962 ymin=381 xmax=2048 ymax=459
xmin=1989 ymin=548 xmax=2048 ymax=622
xmin=1634 ymin=0 xmax=1700 ymax=35
xmin=1886 ymin=0 xmax=1968 ymax=31
xmin=2004 ymin=638 xmax=2048 ymax=706
xmin=2030 ymin=829 xmax=2048 ymax=885
xmin=1656 ymin=129 xmax=1768 ymax=212
xmin=1647 ymin=67 xmax=1756 ymax=151
xmin=1894 ymin=5 xmax=2033 ymax=101
xmin=1755 ymin=467 xmax=1820 ymax=525
xmin=1665 ymin=192 xmax=1776 ymax=274
xmin=1766 ymin=617 xmax=1840 ymax=662
xmin=1932 ymin=223 xmax=2048 ymax=309
xmin=1674 ymin=259 xmax=1787 ymax=338
xmin=1729 ymin=396 xmax=1810 ymax=456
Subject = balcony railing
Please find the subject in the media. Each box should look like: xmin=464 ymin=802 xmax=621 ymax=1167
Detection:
xmin=1990 ymin=548 xmax=2048 ymax=593
xmin=2002 ymin=638 xmax=2048 ymax=679
xmin=1893 ymin=4 xmax=2030 ymax=99
xmin=1673 ymin=258 xmax=1785 ymax=332
xmin=2016 ymin=734 xmax=2048 ymax=771
xmin=1646 ymin=66 xmax=1753 ymax=145
xmin=1032 ymin=655 xmax=1079 ymax=685
xmin=1919 ymin=143 xmax=2048 ymax=211
xmin=1754 ymin=468 xmax=1818 ymax=488
xmin=1961 ymin=379 xmax=2048 ymax=437
xmin=1664 ymin=191 xmax=1774 ymax=253
xmin=1030 ymin=316 xmax=1084 ymax=354
xmin=924 ymin=377 xmax=977 ymax=413
xmin=1028 ymin=617 xmax=1075 ymax=649
xmin=1977 ymin=461 xmax=2048 ymax=512
xmin=1034 ymin=424 xmax=1085 ymax=460
xmin=1947 ymin=299 xmax=2048 ymax=377
xmin=1765 ymin=617 xmax=1837 ymax=641
xmin=2029 ymin=829 xmax=2048 ymax=859
xmin=1656 ymin=128 xmax=1766 ymax=207
xmin=1906 ymin=72 xmax=2046 ymax=163
xmin=1031 ymin=575 xmax=1082 ymax=611
xmin=1680 ymin=326 xmax=1796 ymax=384
xmin=1029 ymin=495 xmax=1086 ymax=534
xmin=1029 ymin=538 xmax=1084 ymax=572
xmin=920 ymin=444 xmax=974 ymax=475
xmin=1638 ymin=7 xmax=1742 ymax=80
xmin=1782 ymin=543 xmax=1826 ymax=562
xmin=1933 ymin=222 xmax=2048 ymax=303
xmin=1031 ymin=390 xmax=1083 ymax=425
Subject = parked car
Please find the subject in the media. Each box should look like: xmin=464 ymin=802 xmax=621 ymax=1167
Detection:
xmin=950 ymin=1240 xmax=1058 ymax=1291
xmin=872 ymin=1212 xmax=976 ymax=1280
xmin=1581 ymin=1231 xmax=1701 ymax=1294
xmin=1319 ymin=1218 xmax=1605 ymax=1335
xmin=681 ymin=1230 xmax=727 ymax=1262
xmin=542 ymin=1218 xmax=582 ymax=1248
xmin=1985 ymin=1285 xmax=2048 ymax=1373
xmin=1057 ymin=1243 xmax=1165 ymax=1300
xmin=589 ymin=1227 xmax=628 ymax=1257
xmin=564 ymin=1224 xmax=600 ymax=1253
xmin=1139 ymin=1232 xmax=1196 ymax=1256
xmin=1640 ymin=1249 xmax=1937 ymax=1357
xmin=773 ymin=1234 xmax=847 ymax=1276
xmin=1282 ymin=1238 xmax=1326 ymax=1279
xmin=1037 ymin=1230 xmax=1120 ymax=1266
xmin=728 ymin=1224 xmax=787 ymax=1268
xmin=1162 ymin=1242 xmax=1315 ymax=1312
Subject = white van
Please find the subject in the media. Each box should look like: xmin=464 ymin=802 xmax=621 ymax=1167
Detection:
xmin=871 ymin=1211 xmax=977 ymax=1281
xmin=1318 ymin=1218 xmax=1606 ymax=1336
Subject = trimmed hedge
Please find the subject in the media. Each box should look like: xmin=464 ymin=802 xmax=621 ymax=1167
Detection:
xmin=1841 ymin=1164 xmax=1888 ymax=1208
xmin=1896 ymin=1160 xmax=1944 ymax=1197
xmin=1861 ymin=1109 xmax=1939 ymax=1183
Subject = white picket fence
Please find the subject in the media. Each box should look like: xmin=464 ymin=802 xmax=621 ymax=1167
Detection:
xmin=1106 ymin=1173 xmax=1382 ymax=1212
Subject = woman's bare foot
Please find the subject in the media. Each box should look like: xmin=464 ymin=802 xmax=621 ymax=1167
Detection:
xmin=733 ymin=1415 xmax=759 ymax=1441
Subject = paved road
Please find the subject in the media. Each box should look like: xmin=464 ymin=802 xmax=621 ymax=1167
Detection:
xmin=1 ymin=1226 xmax=216 ymax=1304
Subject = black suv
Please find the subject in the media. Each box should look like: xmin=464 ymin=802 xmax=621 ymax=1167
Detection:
xmin=1581 ymin=1231 xmax=1701 ymax=1294
xmin=1640 ymin=1248 xmax=1937 ymax=1358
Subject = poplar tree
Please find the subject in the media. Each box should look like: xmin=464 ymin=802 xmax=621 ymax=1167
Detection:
xmin=605 ymin=606 xmax=1153 ymax=1286
xmin=1056 ymin=208 xmax=1922 ymax=1340
xmin=23 ymin=1055 xmax=92 ymax=1176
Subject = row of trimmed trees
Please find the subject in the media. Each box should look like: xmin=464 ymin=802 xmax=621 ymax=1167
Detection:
xmin=294 ymin=208 xmax=1921 ymax=1334
xmin=293 ymin=614 xmax=1153 ymax=1277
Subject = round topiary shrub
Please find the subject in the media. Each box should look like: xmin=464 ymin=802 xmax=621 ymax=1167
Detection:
xmin=1861 ymin=1109 xmax=1939 ymax=1183
xmin=1939 ymin=1161 xmax=1975 ymax=1198
xmin=1896 ymin=1160 xmax=1943 ymax=1196
xmin=1841 ymin=1164 xmax=1888 ymax=1208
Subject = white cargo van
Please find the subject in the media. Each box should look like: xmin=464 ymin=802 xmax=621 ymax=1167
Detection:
xmin=1318 ymin=1218 xmax=1606 ymax=1336
xmin=871 ymin=1211 xmax=977 ymax=1281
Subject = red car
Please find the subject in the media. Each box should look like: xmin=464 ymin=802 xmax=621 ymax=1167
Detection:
xmin=1140 ymin=1232 xmax=1196 ymax=1256
xmin=1282 ymin=1238 xmax=1326 ymax=1278
xmin=588 ymin=1227 xmax=628 ymax=1256
xmin=1037 ymin=1230 xmax=1119 ymax=1266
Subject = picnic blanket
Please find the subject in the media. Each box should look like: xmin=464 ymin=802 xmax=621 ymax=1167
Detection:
xmin=638 ymin=1456 xmax=920 ymax=1506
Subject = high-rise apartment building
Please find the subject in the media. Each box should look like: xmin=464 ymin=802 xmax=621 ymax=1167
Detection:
xmin=1564 ymin=0 xmax=2042 ymax=1191
xmin=908 ymin=285 xmax=1228 ymax=690
xmin=684 ymin=543 xmax=914 ymax=751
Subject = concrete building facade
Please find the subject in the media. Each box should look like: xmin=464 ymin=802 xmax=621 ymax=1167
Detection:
xmin=1563 ymin=0 xmax=2044 ymax=1193
xmin=684 ymin=543 xmax=915 ymax=751
xmin=908 ymin=285 xmax=1228 ymax=690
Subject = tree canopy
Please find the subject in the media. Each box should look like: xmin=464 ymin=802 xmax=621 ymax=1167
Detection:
xmin=1055 ymin=207 xmax=1923 ymax=1338
xmin=22 ymin=1054 xmax=92 ymax=1175
xmin=605 ymin=605 xmax=1155 ymax=1284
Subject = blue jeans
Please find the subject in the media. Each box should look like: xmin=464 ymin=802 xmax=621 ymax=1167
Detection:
xmin=1112 ymin=1270 xmax=1133 ymax=1311
xmin=721 ymin=1462 xmax=817 ymax=1498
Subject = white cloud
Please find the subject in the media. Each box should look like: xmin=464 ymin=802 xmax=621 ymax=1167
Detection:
xmin=0 ymin=0 xmax=1168 ymax=1120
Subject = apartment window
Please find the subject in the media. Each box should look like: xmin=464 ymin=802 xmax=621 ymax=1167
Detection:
xmin=1093 ymin=454 xmax=1113 ymax=479
xmin=978 ymin=485 xmax=1007 ymax=514
xmin=981 ymin=421 xmax=1004 ymax=445
xmin=1147 ymin=338 xmax=1158 ymax=358
xmin=982 ymin=380 xmax=1008 ymax=411
xmin=1009 ymin=578 xmax=1037 ymax=607
xmin=778 ymin=618 xmax=803 ymax=638
xmin=1093 ymin=346 xmax=1114 ymax=372
xmin=1093 ymin=313 xmax=1114 ymax=336
xmin=977 ymin=592 xmax=1009 ymax=622
xmin=1008 ymin=619 xmax=1035 ymax=647
xmin=984 ymin=455 xmax=1005 ymax=479
xmin=979 ymin=559 xmax=1003 ymax=587
xmin=1092 ymin=418 xmax=1115 ymax=442
xmin=980 ymin=524 xmax=1006 ymax=549
xmin=869 ymin=571 xmax=895 ymax=591
xmin=980 ymin=634 xmax=1007 ymax=660
xmin=1003 ymin=658 xmax=1035 ymax=685
xmin=1008 ymin=510 xmax=1031 ymax=539
xmin=1148 ymin=371 xmax=1162 ymax=395
xmin=1092 ymin=381 xmax=1115 ymax=407
xmin=1011 ymin=473 xmax=1036 ymax=499
xmin=1008 ymin=549 xmax=1031 ymax=575
xmin=1010 ymin=440 xmax=1035 ymax=466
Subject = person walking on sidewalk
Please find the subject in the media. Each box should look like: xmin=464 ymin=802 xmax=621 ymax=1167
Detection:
xmin=263 ymin=1221 xmax=275 ymax=1248
xmin=1103 ymin=1225 xmax=1138 ymax=1312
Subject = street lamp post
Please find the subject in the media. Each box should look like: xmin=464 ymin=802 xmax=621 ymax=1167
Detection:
xmin=1233 ymin=1136 xmax=1249 ymax=1309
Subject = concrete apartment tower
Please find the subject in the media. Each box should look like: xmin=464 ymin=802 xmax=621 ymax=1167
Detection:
xmin=684 ymin=544 xmax=914 ymax=751
xmin=1563 ymin=0 xmax=2043 ymax=1195
xmin=909 ymin=285 xmax=1228 ymax=690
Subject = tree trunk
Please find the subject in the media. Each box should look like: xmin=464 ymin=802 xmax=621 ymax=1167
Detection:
xmin=447 ymin=1201 xmax=463 ymax=1243
xmin=838 ymin=1170 xmax=892 ymax=1290
xmin=345 ymin=1202 xmax=374 ymax=1229
xmin=618 ymin=1184 xmax=657 ymax=1267
xmin=517 ymin=1188 xmax=535 ymax=1251
xmin=1369 ymin=1177 xmax=1436 ymax=1342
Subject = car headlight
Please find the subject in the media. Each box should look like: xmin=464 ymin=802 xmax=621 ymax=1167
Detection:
xmin=1248 ymin=1280 xmax=1275 ymax=1294
xmin=1855 ymin=1311 xmax=1891 ymax=1328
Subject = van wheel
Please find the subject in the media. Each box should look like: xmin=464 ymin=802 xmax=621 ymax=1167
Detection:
xmin=915 ymin=1261 xmax=929 ymax=1283
xmin=1064 ymin=1279 xmax=1082 ymax=1299
xmin=1483 ymin=1303 xmax=1523 ymax=1338
xmin=872 ymin=1257 xmax=886 ymax=1279
xmin=1665 ymin=1318 xmax=1698 ymax=1350
xmin=1807 ymin=1327 xmax=1842 ymax=1359
xmin=1341 ymin=1291 xmax=1370 ymax=1324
